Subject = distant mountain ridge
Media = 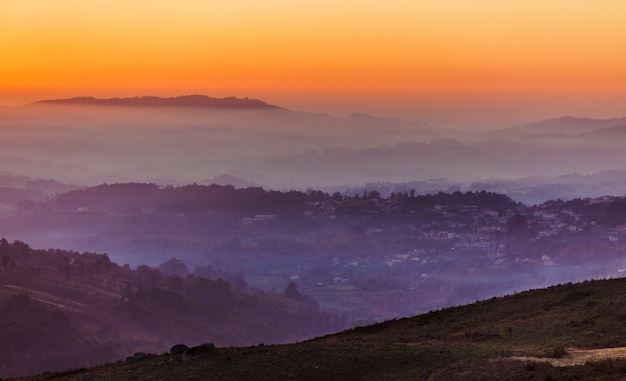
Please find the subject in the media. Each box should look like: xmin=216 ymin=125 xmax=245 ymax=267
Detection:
xmin=583 ymin=123 xmax=626 ymax=137
xmin=494 ymin=115 xmax=626 ymax=136
xmin=31 ymin=95 xmax=282 ymax=110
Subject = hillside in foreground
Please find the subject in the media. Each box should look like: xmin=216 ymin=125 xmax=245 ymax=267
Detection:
xmin=16 ymin=277 xmax=626 ymax=380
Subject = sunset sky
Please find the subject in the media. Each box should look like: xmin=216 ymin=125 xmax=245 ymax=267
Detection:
xmin=3 ymin=0 xmax=626 ymax=127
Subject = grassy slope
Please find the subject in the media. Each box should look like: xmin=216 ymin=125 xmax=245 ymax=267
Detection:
xmin=16 ymin=277 xmax=626 ymax=380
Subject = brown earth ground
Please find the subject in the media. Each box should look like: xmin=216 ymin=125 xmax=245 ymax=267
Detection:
xmin=511 ymin=346 xmax=626 ymax=367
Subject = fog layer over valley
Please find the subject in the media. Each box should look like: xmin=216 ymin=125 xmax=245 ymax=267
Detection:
xmin=4 ymin=98 xmax=626 ymax=189
xmin=0 ymin=99 xmax=445 ymax=186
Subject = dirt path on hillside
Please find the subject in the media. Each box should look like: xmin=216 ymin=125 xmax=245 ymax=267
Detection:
xmin=511 ymin=347 xmax=626 ymax=366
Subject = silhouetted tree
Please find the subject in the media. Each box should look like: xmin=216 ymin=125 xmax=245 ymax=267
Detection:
xmin=331 ymin=191 xmax=343 ymax=201
xmin=285 ymin=282 xmax=300 ymax=299
xmin=284 ymin=282 xmax=319 ymax=308
xmin=12 ymin=240 xmax=30 ymax=256
xmin=368 ymin=190 xmax=381 ymax=199
xmin=158 ymin=257 xmax=188 ymax=277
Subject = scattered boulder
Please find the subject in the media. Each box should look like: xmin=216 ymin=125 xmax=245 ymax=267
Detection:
xmin=182 ymin=343 xmax=216 ymax=362
xmin=169 ymin=344 xmax=190 ymax=355
xmin=126 ymin=352 xmax=149 ymax=363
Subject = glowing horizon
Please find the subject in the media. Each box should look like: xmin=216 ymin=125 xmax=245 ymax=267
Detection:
xmin=3 ymin=0 xmax=626 ymax=126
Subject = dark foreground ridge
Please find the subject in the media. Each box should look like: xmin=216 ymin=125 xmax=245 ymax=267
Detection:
xmin=16 ymin=277 xmax=626 ymax=380
xmin=30 ymin=95 xmax=282 ymax=110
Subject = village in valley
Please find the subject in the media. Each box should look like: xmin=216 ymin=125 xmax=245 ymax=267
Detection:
xmin=2 ymin=183 xmax=626 ymax=323
xmin=209 ymin=189 xmax=626 ymax=322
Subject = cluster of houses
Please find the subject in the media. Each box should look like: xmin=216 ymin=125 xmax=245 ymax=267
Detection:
xmin=292 ymin=195 xmax=626 ymax=288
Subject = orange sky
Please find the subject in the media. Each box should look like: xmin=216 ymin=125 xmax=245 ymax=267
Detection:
xmin=3 ymin=0 xmax=626 ymax=126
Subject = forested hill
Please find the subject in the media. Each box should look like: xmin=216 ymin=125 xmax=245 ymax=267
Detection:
xmin=0 ymin=239 xmax=346 ymax=379
xmin=49 ymin=182 xmax=516 ymax=214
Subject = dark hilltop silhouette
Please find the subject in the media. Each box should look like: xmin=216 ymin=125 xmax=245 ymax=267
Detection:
xmin=31 ymin=95 xmax=282 ymax=110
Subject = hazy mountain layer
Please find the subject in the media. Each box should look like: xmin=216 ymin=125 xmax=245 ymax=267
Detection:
xmin=2 ymin=99 xmax=626 ymax=191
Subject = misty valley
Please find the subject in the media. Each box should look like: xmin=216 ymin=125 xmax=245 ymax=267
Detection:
xmin=5 ymin=99 xmax=626 ymax=193
xmin=7 ymin=1 xmax=626 ymax=377
xmin=3 ymin=181 xmax=626 ymax=377
xmin=4 ymin=98 xmax=626 ymax=378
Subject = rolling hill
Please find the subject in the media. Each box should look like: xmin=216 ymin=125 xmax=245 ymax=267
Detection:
xmin=0 ymin=240 xmax=346 ymax=379
xmin=16 ymin=277 xmax=626 ymax=380
xmin=493 ymin=115 xmax=626 ymax=136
